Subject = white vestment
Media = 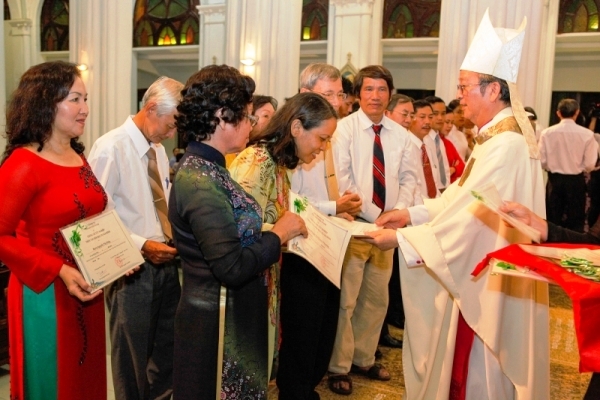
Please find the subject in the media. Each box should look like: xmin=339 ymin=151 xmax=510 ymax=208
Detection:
xmin=399 ymin=109 xmax=549 ymax=400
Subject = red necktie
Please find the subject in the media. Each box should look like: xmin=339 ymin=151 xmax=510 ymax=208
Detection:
xmin=372 ymin=124 xmax=386 ymax=209
xmin=421 ymin=144 xmax=437 ymax=199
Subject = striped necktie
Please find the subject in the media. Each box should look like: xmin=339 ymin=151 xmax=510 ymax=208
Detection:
xmin=372 ymin=124 xmax=386 ymax=209
xmin=421 ymin=144 xmax=437 ymax=199
xmin=434 ymin=133 xmax=447 ymax=186
xmin=147 ymin=147 xmax=172 ymax=242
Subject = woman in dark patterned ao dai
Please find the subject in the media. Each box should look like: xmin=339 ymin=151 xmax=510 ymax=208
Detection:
xmin=169 ymin=64 xmax=307 ymax=399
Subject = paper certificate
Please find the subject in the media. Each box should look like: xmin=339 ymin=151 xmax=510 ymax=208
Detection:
xmin=288 ymin=192 xmax=353 ymax=288
xmin=331 ymin=217 xmax=381 ymax=239
xmin=60 ymin=209 xmax=144 ymax=292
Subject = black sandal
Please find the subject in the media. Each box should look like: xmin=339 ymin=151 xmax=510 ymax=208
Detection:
xmin=327 ymin=373 xmax=353 ymax=395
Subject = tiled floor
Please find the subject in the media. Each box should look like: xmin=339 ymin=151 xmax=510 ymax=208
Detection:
xmin=0 ymin=285 xmax=592 ymax=399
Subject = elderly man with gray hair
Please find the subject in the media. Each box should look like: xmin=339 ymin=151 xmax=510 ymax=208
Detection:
xmin=88 ymin=76 xmax=184 ymax=400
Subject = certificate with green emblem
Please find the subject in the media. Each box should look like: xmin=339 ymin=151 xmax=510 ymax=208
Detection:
xmin=60 ymin=209 xmax=144 ymax=292
xmin=287 ymin=192 xmax=355 ymax=288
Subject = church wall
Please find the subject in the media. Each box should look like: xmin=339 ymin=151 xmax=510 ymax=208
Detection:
xmin=385 ymin=60 xmax=438 ymax=92
xmin=553 ymin=58 xmax=600 ymax=92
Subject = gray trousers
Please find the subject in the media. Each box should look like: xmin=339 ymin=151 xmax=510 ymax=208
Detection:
xmin=106 ymin=259 xmax=181 ymax=400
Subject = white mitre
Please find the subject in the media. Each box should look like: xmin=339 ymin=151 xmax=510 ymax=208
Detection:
xmin=460 ymin=9 xmax=539 ymax=159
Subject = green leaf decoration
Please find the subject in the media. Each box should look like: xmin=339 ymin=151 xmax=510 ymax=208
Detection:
xmin=69 ymin=223 xmax=84 ymax=257
xmin=293 ymin=197 xmax=308 ymax=213
xmin=497 ymin=261 xmax=516 ymax=271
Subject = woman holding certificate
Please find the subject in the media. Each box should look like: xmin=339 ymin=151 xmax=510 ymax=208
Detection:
xmin=168 ymin=64 xmax=307 ymax=399
xmin=229 ymin=91 xmax=338 ymax=395
xmin=0 ymin=62 xmax=107 ymax=400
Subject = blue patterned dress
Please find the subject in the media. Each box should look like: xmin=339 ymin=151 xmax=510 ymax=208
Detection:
xmin=169 ymin=141 xmax=282 ymax=399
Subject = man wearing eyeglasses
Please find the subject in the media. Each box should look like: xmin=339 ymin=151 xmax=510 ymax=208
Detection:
xmin=276 ymin=63 xmax=362 ymax=400
xmin=362 ymin=11 xmax=548 ymax=400
xmin=385 ymin=93 xmax=415 ymax=130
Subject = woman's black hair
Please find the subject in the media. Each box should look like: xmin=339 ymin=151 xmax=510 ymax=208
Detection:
xmin=176 ymin=64 xmax=255 ymax=143
xmin=250 ymin=92 xmax=337 ymax=169
xmin=3 ymin=61 xmax=83 ymax=163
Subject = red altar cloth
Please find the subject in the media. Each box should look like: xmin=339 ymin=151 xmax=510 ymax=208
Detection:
xmin=474 ymin=243 xmax=600 ymax=372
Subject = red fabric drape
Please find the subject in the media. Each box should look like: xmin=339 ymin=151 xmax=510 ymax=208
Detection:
xmin=475 ymin=243 xmax=600 ymax=372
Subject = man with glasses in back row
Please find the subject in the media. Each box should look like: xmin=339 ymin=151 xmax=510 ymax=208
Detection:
xmin=276 ymin=63 xmax=363 ymax=400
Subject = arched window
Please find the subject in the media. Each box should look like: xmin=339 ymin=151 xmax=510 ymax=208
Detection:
xmin=558 ymin=0 xmax=600 ymax=33
xmin=382 ymin=0 xmax=441 ymax=38
xmin=133 ymin=0 xmax=200 ymax=47
xmin=4 ymin=0 xmax=10 ymax=20
xmin=40 ymin=0 xmax=69 ymax=51
xmin=301 ymin=0 xmax=328 ymax=41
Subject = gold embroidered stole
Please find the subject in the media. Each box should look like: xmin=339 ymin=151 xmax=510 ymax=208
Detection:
xmin=459 ymin=117 xmax=522 ymax=187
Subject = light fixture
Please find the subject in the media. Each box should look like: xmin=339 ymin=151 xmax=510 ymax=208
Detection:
xmin=302 ymin=26 xmax=311 ymax=40
xmin=240 ymin=58 xmax=255 ymax=66
xmin=77 ymin=63 xmax=88 ymax=71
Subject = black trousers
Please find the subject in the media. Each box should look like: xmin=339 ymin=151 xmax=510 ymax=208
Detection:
xmin=276 ymin=253 xmax=340 ymax=400
xmin=588 ymin=170 xmax=600 ymax=227
xmin=584 ymin=372 xmax=600 ymax=400
xmin=106 ymin=259 xmax=181 ymax=400
xmin=546 ymin=172 xmax=586 ymax=233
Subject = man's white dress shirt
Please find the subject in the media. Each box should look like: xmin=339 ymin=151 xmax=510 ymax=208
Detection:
xmin=447 ymin=125 xmax=470 ymax=161
xmin=332 ymin=108 xmax=417 ymax=222
xmin=408 ymin=133 xmax=441 ymax=205
xmin=539 ymin=118 xmax=598 ymax=174
xmin=429 ymin=130 xmax=451 ymax=190
xmin=88 ymin=116 xmax=170 ymax=249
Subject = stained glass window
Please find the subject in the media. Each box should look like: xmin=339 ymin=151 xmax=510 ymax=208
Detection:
xmin=382 ymin=0 xmax=441 ymax=38
xmin=4 ymin=0 xmax=10 ymax=20
xmin=133 ymin=0 xmax=200 ymax=47
xmin=301 ymin=0 xmax=328 ymax=41
xmin=558 ymin=0 xmax=600 ymax=33
xmin=40 ymin=0 xmax=69 ymax=51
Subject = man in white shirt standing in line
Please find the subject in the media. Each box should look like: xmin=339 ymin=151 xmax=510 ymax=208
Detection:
xmin=363 ymin=10 xmax=549 ymax=399
xmin=328 ymin=65 xmax=417 ymax=395
xmin=406 ymin=99 xmax=442 ymax=203
xmin=539 ymin=98 xmax=598 ymax=232
xmin=88 ymin=76 xmax=183 ymax=400
xmin=425 ymin=95 xmax=451 ymax=192
xmin=277 ymin=63 xmax=363 ymax=399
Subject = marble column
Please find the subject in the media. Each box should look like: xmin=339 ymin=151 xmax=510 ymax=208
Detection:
xmin=197 ymin=0 xmax=226 ymax=68
xmin=69 ymin=0 xmax=133 ymax=152
xmin=226 ymin=0 xmax=302 ymax=105
xmin=5 ymin=19 xmax=32 ymax=96
xmin=329 ymin=0 xmax=384 ymax=71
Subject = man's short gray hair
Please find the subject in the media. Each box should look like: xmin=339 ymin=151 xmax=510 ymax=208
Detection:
xmin=387 ymin=94 xmax=413 ymax=111
xmin=141 ymin=76 xmax=184 ymax=116
xmin=300 ymin=63 xmax=341 ymax=90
